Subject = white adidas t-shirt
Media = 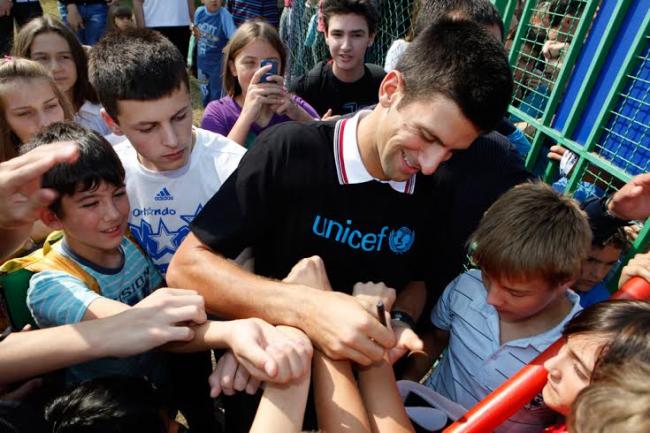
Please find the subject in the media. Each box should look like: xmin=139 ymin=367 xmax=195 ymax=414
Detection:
xmin=115 ymin=128 xmax=245 ymax=274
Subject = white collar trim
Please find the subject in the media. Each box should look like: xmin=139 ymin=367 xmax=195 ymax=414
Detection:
xmin=333 ymin=110 xmax=415 ymax=194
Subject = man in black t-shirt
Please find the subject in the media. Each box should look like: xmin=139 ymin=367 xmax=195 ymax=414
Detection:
xmin=289 ymin=0 xmax=385 ymax=117
xmin=167 ymin=19 xmax=513 ymax=372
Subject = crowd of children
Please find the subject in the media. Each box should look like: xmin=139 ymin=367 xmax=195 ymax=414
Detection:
xmin=0 ymin=1 xmax=649 ymax=433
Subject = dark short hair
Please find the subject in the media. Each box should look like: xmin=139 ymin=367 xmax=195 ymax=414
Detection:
xmin=107 ymin=2 xmax=134 ymax=32
xmin=20 ymin=122 xmax=125 ymax=216
xmin=562 ymin=300 xmax=650 ymax=380
xmin=415 ymin=0 xmax=504 ymax=40
xmin=45 ymin=376 xmax=168 ymax=433
xmin=322 ymin=0 xmax=379 ymax=35
xmin=396 ymin=18 xmax=513 ymax=132
xmin=13 ymin=15 xmax=99 ymax=111
xmin=89 ymin=28 xmax=189 ymax=120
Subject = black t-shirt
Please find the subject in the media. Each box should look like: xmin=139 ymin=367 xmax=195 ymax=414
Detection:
xmin=417 ymin=131 xmax=534 ymax=310
xmin=191 ymin=120 xmax=430 ymax=294
xmin=289 ymin=62 xmax=386 ymax=117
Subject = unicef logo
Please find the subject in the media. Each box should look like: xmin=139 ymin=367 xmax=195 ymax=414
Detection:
xmin=388 ymin=227 xmax=415 ymax=254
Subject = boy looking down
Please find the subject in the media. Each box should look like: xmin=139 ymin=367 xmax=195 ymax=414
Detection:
xmin=418 ymin=183 xmax=591 ymax=432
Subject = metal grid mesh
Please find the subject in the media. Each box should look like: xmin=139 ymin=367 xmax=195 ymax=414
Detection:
xmin=592 ymin=41 xmax=650 ymax=176
xmin=509 ymin=0 xmax=588 ymax=123
xmin=281 ymin=0 xmax=414 ymax=83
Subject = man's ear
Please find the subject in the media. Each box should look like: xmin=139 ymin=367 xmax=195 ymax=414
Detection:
xmin=39 ymin=207 xmax=64 ymax=230
xmin=378 ymin=70 xmax=404 ymax=108
xmin=368 ymin=32 xmax=376 ymax=47
xmin=101 ymin=109 xmax=124 ymax=136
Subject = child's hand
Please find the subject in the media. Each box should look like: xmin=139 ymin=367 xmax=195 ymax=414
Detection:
xmin=209 ymin=351 xmax=261 ymax=397
xmin=619 ymin=251 xmax=650 ymax=290
xmin=352 ymin=281 xmax=396 ymax=323
xmin=284 ymin=255 xmax=333 ymax=291
xmin=224 ymin=318 xmax=313 ymax=384
xmin=0 ymin=142 xmax=79 ymax=229
xmin=240 ymin=66 xmax=285 ymax=127
xmin=111 ymin=288 xmax=207 ymax=356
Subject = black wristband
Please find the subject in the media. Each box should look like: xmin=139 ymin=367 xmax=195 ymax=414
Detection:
xmin=391 ymin=310 xmax=416 ymax=329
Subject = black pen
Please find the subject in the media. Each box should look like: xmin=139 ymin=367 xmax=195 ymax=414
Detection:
xmin=376 ymin=300 xmax=387 ymax=327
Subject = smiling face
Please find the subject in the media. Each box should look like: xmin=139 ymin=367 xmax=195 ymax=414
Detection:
xmin=368 ymin=73 xmax=480 ymax=181
xmin=47 ymin=181 xmax=130 ymax=264
xmin=108 ymin=83 xmax=194 ymax=172
xmin=574 ymin=244 xmax=622 ymax=292
xmin=2 ymin=78 xmax=65 ymax=144
xmin=228 ymin=38 xmax=282 ymax=97
xmin=325 ymin=13 xmax=373 ymax=81
xmin=542 ymin=333 xmax=607 ymax=416
xmin=29 ymin=32 xmax=77 ymax=98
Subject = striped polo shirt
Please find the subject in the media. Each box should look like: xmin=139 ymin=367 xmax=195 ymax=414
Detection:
xmin=426 ymin=269 xmax=582 ymax=432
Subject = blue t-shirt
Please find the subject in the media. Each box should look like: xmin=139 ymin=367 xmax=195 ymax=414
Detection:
xmin=577 ymin=283 xmax=611 ymax=308
xmin=194 ymin=6 xmax=237 ymax=73
xmin=27 ymin=237 xmax=165 ymax=384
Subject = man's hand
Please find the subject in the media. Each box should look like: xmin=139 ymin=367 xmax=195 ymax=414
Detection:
xmin=110 ymin=288 xmax=208 ymax=357
xmin=284 ymin=257 xmax=395 ymax=365
xmin=0 ymin=142 xmax=79 ymax=229
xmin=619 ymin=251 xmax=650 ymax=289
xmin=609 ymin=173 xmax=650 ymax=220
xmin=0 ymin=0 xmax=12 ymax=17
xmin=223 ymin=318 xmax=312 ymax=384
xmin=66 ymin=4 xmax=84 ymax=32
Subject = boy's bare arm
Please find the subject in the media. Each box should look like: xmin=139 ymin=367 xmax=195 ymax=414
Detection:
xmin=313 ymin=350 xmax=372 ymax=433
xmin=358 ymin=360 xmax=415 ymax=433
xmin=249 ymin=367 xmax=311 ymax=433
xmin=166 ymin=234 xmax=395 ymax=366
xmin=0 ymin=288 xmax=206 ymax=385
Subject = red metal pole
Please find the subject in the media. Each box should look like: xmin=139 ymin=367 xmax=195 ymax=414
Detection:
xmin=443 ymin=276 xmax=650 ymax=433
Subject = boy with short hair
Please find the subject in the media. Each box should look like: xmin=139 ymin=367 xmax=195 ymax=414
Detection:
xmin=89 ymin=28 xmax=245 ymax=275
xmin=289 ymin=0 xmax=384 ymax=116
xmin=422 ymin=182 xmax=591 ymax=432
xmin=573 ymin=227 xmax=629 ymax=307
xmin=23 ymin=122 xmax=311 ymax=432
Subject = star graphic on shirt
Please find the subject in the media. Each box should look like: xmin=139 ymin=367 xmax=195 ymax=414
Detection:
xmin=180 ymin=204 xmax=204 ymax=225
xmin=149 ymin=220 xmax=180 ymax=258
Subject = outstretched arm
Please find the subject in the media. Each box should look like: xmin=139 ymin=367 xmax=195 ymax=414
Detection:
xmin=167 ymin=235 xmax=394 ymax=366
xmin=0 ymin=288 xmax=203 ymax=385
xmin=609 ymin=173 xmax=650 ymax=220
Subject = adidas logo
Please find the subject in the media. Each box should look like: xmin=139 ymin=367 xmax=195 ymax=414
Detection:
xmin=154 ymin=187 xmax=174 ymax=201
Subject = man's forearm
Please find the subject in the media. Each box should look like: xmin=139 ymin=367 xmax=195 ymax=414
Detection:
xmin=167 ymin=234 xmax=316 ymax=328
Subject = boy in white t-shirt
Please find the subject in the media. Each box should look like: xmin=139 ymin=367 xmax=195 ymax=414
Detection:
xmin=89 ymin=28 xmax=245 ymax=275
xmin=89 ymin=28 xmax=244 ymax=431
